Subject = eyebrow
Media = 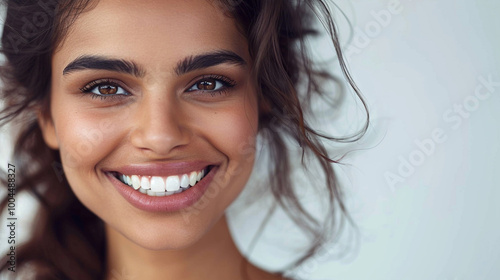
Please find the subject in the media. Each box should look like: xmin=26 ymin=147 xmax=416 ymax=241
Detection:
xmin=63 ymin=55 xmax=145 ymax=77
xmin=175 ymin=50 xmax=246 ymax=75
xmin=62 ymin=50 xmax=246 ymax=77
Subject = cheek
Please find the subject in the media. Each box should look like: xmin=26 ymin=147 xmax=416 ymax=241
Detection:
xmin=54 ymin=108 xmax=126 ymax=214
xmin=203 ymin=96 xmax=259 ymax=165
xmin=56 ymin=113 xmax=120 ymax=170
xmin=211 ymin=111 xmax=257 ymax=155
xmin=196 ymin=95 xmax=259 ymax=205
xmin=50 ymin=93 xmax=124 ymax=190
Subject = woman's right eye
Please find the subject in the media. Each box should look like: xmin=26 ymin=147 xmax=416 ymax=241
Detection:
xmin=80 ymin=79 xmax=130 ymax=99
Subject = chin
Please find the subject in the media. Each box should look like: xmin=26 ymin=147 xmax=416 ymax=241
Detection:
xmin=107 ymin=209 xmax=226 ymax=251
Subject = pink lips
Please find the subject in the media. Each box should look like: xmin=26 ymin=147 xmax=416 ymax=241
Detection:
xmin=105 ymin=162 xmax=218 ymax=212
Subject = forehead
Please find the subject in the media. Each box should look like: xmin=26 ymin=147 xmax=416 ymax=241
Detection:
xmin=54 ymin=0 xmax=248 ymax=71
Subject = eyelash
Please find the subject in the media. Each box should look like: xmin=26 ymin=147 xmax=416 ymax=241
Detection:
xmin=79 ymin=75 xmax=237 ymax=100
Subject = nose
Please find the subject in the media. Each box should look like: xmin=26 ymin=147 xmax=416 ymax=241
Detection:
xmin=129 ymin=93 xmax=190 ymax=156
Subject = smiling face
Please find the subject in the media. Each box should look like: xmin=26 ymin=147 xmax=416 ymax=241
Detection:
xmin=39 ymin=0 xmax=259 ymax=250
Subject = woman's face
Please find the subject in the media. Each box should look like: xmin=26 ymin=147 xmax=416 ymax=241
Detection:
xmin=40 ymin=0 xmax=258 ymax=249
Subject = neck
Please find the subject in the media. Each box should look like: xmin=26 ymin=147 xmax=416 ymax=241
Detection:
xmin=104 ymin=215 xmax=277 ymax=280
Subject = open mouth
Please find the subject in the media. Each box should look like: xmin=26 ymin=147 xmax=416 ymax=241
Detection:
xmin=110 ymin=165 xmax=213 ymax=197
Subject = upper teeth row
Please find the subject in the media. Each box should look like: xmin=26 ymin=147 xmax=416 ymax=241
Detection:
xmin=120 ymin=169 xmax=205 ymax=192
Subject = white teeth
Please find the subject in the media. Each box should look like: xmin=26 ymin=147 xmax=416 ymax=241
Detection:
xmin=150 ymin=176 xmax=165 ymax=192
xmin=131 ymin=175 xmax=141 ymax=190
xmin=166 ymin=175 xmax=180 ymax=192
xmin=117 ymin=167 xmax=210 ymax=197
xmin=180 ymin=174 xmax=190 ymax=189
xmin=140 ymin=176 xmax=150 ymax=190
xmin=189 ymin=172 xmax=197 ymax=186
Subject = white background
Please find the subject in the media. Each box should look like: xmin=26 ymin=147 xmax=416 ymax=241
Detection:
xmin=230 ymin=1 xmax=500 ymax=280
xmin=2 ymin=1 xmax=500 ymax=280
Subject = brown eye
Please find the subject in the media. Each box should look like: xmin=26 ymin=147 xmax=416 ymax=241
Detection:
xmin=80 ymin=80 xmax=129 ymax=98
xmin=187 ymin=75 xmax=235 ymax=94
xmin=196 ymin=78 xmax=217 ymax=90
xmin=98 ymin=85 xmax=118 ymax=95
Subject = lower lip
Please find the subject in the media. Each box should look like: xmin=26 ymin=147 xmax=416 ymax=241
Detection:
xmin=107 ymin=166 xmax=218 ymax=212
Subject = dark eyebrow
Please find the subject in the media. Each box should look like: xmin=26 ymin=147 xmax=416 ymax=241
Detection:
xmin=175 ymin=50 xmax=246 ymax=75
xmin=63 ymin=55 xmax=145 ymax=77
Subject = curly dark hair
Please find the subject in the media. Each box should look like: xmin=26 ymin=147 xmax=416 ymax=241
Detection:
xmin=0 ymin=0 xmax=368 ymax=279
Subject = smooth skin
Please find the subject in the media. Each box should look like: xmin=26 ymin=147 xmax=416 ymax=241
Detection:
xmin=38 ymin=0 xmax=283 ymax=279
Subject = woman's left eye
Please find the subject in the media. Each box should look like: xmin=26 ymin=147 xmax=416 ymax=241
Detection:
xmin=187 ymin=76 xmax=235 ymax=94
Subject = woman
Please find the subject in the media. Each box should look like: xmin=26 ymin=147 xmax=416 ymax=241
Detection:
xmin=0 ymin=0 xmax=367 ymax=279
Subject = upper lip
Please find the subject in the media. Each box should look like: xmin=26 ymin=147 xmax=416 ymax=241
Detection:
xmin=103 ymin=161 xmax=216 ymax=177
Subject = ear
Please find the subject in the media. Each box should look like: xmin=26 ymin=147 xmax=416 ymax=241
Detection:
xmin=37 ymin=111 xmax=59 ymax=150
